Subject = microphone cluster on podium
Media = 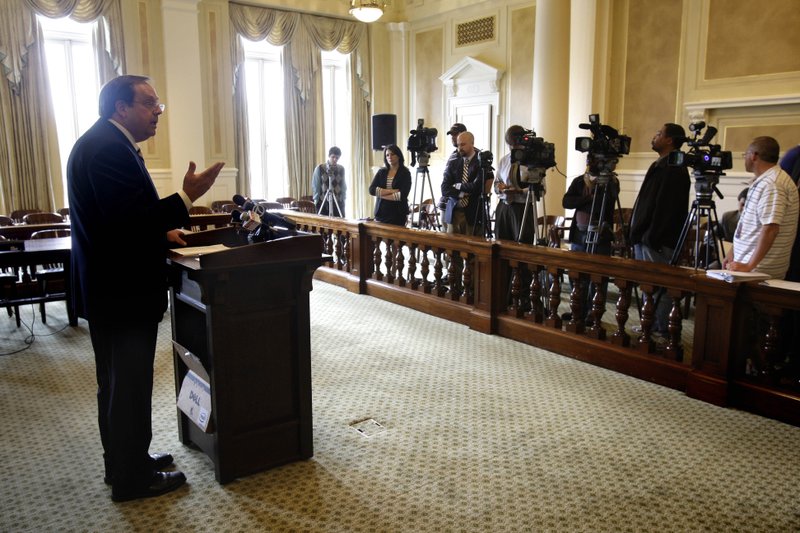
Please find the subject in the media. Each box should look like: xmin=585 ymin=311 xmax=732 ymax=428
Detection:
xmin=231 ymin=194 xmax=297 ymax=242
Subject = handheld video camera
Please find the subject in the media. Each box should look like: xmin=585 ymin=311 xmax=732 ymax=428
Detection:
xmin=407 ymin=118 xmax=438 ymax=167
xmin=667 ymin=121 xmax=732 ymax=175
xmin=476 ymin=149 xmax=494 ymax=171
xmin=510 ymin=129 xmax=556 ymax=186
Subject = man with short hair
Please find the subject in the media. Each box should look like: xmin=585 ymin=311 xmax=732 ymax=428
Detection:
xmin=494 ymin=124 xmax=535 ymax=243
xmin=439 ymin=123 xmax=468 ymax=230
xmin=312 ymin=146 xmax=346 ymax=217
xmin=629 ymin=123 xmax=690 ymax=336
xmin=724 ymin=136 xmax=799 ymax=279
xmin=68 ymin=75 xmax=223 ymax=502
xmin=441 ymin=131 xmax=493 ymax=236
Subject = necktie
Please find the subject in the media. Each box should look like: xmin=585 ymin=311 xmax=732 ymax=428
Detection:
xmin=458 ymin=157 xmax=470 ymax=207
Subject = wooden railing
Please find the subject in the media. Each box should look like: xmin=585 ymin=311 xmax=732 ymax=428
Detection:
xmin=287 ymin=211 xmax=800 ymax=426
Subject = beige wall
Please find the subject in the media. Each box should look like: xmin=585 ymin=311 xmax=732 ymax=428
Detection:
xmin=508 ymin=5 xmax=535 ymax=129
xmin=413 ymin=28 xmax=444 ymax=139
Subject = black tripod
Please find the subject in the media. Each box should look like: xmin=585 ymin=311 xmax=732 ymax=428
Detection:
xmin=585 ymin=167 xmax=624 ymax=255
xmin=410 ymin=151 xmax=441 ymax=230
xmin=670 ymin=171 xmax=725 ymax=269
xmin=518 ymin=169 xmax=547 ymax=245
xmin=472 ymin=165 xmax=494 ymax=239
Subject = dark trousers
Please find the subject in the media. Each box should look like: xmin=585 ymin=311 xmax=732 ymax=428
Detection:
xmin=90 ymin=319 xmax=159 ymax=487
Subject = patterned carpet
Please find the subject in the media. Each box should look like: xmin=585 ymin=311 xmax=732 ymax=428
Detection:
xmin=1 ymin=282 xmax=799 ymax=532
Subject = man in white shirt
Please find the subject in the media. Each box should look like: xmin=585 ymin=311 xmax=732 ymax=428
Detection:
xmin=724 ymin=136 xmax=799 ymax=279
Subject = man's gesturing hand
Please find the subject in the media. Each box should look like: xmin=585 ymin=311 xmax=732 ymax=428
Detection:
xmin=182 ymin=161 xmax=225 ymax=202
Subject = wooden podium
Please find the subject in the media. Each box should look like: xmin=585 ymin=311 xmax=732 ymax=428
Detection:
xmin=167 ymin=226 xmax=323 ymax=483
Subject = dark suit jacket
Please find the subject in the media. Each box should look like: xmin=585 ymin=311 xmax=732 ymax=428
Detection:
xmin=441 ymin=150 xmax=493 ymax=225
xmin=368 ymin=166 xmax=412 ymax=225
xmin=67 ymin=119 xmax=189 ymax=323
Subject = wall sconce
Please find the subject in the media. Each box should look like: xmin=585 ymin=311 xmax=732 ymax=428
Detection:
xmin=349 ymin=1 xmax=385 ymax=23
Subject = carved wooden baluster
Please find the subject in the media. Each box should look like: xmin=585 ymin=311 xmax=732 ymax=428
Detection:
xmin=587 ymin=275 xmax=607 ymax=340
xmin=335 ymin=231 xmax=344 ymax=270
xmin=545 ymin=268 xmax=563 ymax=329
xmin=408 ymin=243 xmax=418 ymax=289
xmin=448 ymin=250 xmax=459 ymax=299
xmin=665 ymin=292 xmax=684 ymax=360
xmin=462 ymin=254 xmax=473 ymax=304
xmin=342 ymin=232 xmax=350 ymax=272
xmin=509 ymin=262 xmax=521 ymax=316
xmin=566 ymin=271 xmax=584 ymax=333
xmin=637 ymin=284 xmax=655 ymax=352
xmin=322 ymin=228 xmax=332 ymax=256
xmin=526 ymin=265 xmax=544 ymax=323
xmin=760 ymin=309 xmax=782 ymax=381
xmin=373 ymin=237 xmax=383 ymax=281
xmin=384 ymin=239 xmax=395 ymax=283
xmin=450 ymin=251 xmax=462 ymax=301
xmin=420 ymin=246 xmax=431 ymax=293
xmin=395 ymin=241 xmax=406 ymax=287
xmin=434 ymin=249 xmax=446 ymax=296
xmin=611 ymin=279 xmax=632 ymax=347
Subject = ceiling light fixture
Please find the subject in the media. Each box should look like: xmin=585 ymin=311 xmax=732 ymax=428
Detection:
xmin=349 ymin=0 xmax=385 ymax=23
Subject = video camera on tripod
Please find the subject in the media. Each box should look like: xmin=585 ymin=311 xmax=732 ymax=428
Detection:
xmin=573 ymin=114 xmax=630 ymax=254
xmin=406 ymin=118 xmax=438 ymax=167
xmin=666 ymin=121 xmax=733 ymax=268
xmin=510 ymin=129 xmax=556 ymax=186
xmin=575 ymin=113 xmax=631 ymax=183
xmin=667 ymin=121 xmax=732 ymax=200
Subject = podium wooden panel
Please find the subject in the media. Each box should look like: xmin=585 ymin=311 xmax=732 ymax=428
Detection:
xmin=167 ymin=227 xmax=322 ymax=483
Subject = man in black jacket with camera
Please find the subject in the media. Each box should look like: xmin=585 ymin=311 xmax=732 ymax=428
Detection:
xmin=441 ymin=132 xmax=493 ymax=237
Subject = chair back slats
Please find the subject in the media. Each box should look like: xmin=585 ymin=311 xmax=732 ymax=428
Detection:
xmin=22 ymin=212 xmax=64 ymax=225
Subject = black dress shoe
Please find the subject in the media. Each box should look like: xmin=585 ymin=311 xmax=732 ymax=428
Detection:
xmin=111 ymin=471 xmax=187 ymax=502
xmin=104 ymin=452 xmax=175 ymax=485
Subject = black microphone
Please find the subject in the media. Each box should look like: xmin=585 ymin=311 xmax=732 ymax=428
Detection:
xmin=232 ymin=195 xmax=297 ymax=230
xmin=578 ymin=123 xmax=592 ymax=130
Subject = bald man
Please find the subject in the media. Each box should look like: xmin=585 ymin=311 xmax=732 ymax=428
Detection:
xmin=441 ymin=132 xmax=493 ymax=236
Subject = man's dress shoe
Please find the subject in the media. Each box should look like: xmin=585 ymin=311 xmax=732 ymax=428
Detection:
xmin=111 ymin=471 xmax=187 ymax=502
xmin=104 ymin=452 xmax=174 ymax=485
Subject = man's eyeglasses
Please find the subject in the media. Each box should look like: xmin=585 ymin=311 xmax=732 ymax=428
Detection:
xmin=134 ymin=100 xmax=166 ymax=112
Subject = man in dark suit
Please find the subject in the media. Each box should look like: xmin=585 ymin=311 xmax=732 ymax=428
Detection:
xmin=441 ymin=131 xmax=493 ymax=237
xmin=67 ymin=75 xmax=224 ymax=502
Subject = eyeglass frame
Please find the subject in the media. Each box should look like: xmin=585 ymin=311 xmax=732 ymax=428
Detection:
xmin=132 ymin=99 xmax=166 ymax=112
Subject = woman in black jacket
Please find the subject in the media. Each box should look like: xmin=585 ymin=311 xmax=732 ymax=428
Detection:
xmin=369 ymin=144 xmax=412 ymax=226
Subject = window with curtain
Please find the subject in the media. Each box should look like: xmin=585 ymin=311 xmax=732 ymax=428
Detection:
xmin=38 ymin=16 xmax=100 ymax=207
xmin=242 ymin=38 xmax=288 ymax=202
xmin=321 ymin=49 xmax=352 ymax=214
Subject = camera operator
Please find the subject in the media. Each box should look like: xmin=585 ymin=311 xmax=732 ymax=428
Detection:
xmin=312 ymin=146 xmax=346 ymax=217
xmin=560 ymin=153 xmax=619 ymax=324
xmin=629 ymin=123 xmax=690 ymax=337
xmin=563 ymin=153 xmax=619 ymax=255
xmin=494 ymin=125 xmax=535 ymax=243
xmin=723 ymin=136 xmax=798 ymax=279
xmin=441 ymin=131 xmax=493 ymax=236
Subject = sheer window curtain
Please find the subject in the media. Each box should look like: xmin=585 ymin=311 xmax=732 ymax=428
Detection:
xmin=229 ymin=3 xmax=372 ymax=216
xmin=0 ymin=0 xmax=124 ymax=214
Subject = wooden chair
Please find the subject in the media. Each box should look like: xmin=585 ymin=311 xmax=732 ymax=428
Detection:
xmin=0 ymin=215 xmax=14 ymax=226
xmin=22 ymin=212 xmax=64 ymax=225
xmin=211 ymin=200 xmax=234 ymax=212
xmin=275 ymin=197 xmax=296 ymax=208
xmin=537 ymin=215 xmax=565 ymax=247
xmin=299 ymin=195 xmax=314 ymax=203
xmin=611 ymin=207 xmax=634 ymax=258
xmin=259 ymin=202 xmax=283 ymax=211
xmin=220 ymin=203 xmax=239 ymax=214
xmin=0 ymin=236 xmax=20 ymax=319
xmin=28 ymin=229 xmax=71 ymax=324
xmin=10 ymin=208 xmax=41 ymax=223
xmin=57 ymin=207 xmax=70 ymax=220
xmin=290 ymin=200 xmax=316 ymax=213
xmin=189 ymin=205 xmax=213 ymax=215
